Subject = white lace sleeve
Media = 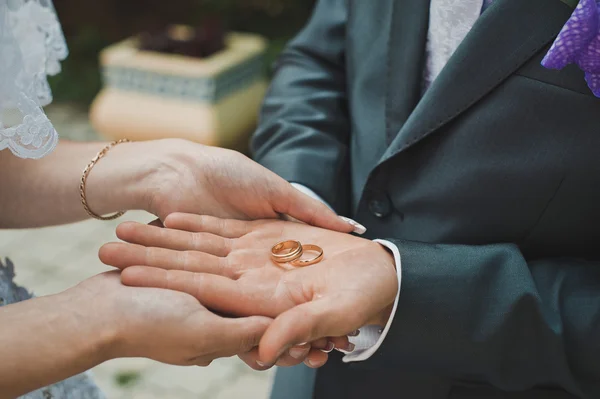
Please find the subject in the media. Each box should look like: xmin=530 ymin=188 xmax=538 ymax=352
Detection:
xmin=0 ymin=0 xmax=67 ymax=159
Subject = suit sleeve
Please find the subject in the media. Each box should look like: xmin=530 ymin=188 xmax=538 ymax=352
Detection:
xmin=251 ymin=0 xmax=351 ymax=214
xmin=364 ymin=239 xmax=599 ymax=398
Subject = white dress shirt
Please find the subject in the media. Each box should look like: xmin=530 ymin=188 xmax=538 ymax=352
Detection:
xmin=290 ymin=0 xmax=487 ymax=362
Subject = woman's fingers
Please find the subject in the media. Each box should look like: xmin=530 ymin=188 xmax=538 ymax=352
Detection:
xmin=239 ymin=344 xmax=330 ymax=370
xmin=164 ymin=213 xmax=253 ymax=238
xmin=301 ymin=336 xmax=349 ymax=355
xmin=281 ymin=346 xmax=329 ymax=369
xmin=309 ymin=338 xmax=330 ymax=350
xmin=303 ymin=349 xmax=329 ymax=368
xmin=99 ymin=242 xmax=227 ymax=275
xmin=253 ymin=335 xmax=348 ymax=369
xmin=273 ymin=185 xmax=357 ymax=234
xmin=239 ymin=344 xmax=310 ymax=369
xmin=328 ymin=336 xmax=351 ymax=352
xmin=116 ymin=221 xmax=232 ymax=257
xmin=238 ymin=348 xmax=273 ymax=371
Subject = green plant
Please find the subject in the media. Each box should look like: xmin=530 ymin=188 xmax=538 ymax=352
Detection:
xmin=114 ymin=371 xmax=142 ymax=387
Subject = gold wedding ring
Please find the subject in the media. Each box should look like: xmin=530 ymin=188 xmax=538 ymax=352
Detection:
xmin=290 ymin=244 xmax=324 ymax=267
xmin=271 ymin=240 xmax=303 ymax=263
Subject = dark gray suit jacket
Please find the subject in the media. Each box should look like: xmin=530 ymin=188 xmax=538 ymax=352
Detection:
xmin=252 ymin=0 xmax=600 ymax=398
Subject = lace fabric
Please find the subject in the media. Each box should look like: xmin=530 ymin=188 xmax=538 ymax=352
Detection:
xmin=0 ymin=0 xmax=67 ymax=159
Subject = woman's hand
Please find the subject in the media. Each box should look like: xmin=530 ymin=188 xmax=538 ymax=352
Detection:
xmin=71 ymin=271 xmax=271 ymax=366
xmin=99 ymin=214 xmax=398 ymax=367
xmin=0 ymin=271 xmax=271 ymax=398
xmin=1 ymin=138 xmax=356 ymax=230
xmin=120 ymin=139 xmax=356 ymax=233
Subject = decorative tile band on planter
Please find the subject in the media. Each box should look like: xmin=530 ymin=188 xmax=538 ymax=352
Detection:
xmin=90 ymin=29 xmax=268 ymax=149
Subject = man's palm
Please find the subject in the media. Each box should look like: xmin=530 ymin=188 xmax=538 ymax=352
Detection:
xmin=99 ymin=214 xmax=398 ymax=364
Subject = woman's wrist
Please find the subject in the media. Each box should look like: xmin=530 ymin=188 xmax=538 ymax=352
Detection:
xmin=83 ymin=140 xmax=162 ymax=217
xmin=0 ymin=139 xmax=183 ymax=227
xmin=83 ymin=138 xmax=204 ymax=218
xmin=59 ymin=283 xmax=124 ymax=363
xmin=55 ymin=288 xmax=119 ymax=364
xmin=0 ymin=290 xmax=115 ymax=397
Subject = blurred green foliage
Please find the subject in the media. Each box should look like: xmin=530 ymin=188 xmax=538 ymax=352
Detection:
xmin=50 ymin=0 xmax=315 ymax=105
xmin=114 ymin=371 xmax=142 ymax=387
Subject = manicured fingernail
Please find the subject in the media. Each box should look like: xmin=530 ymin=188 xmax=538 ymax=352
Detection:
xmin=321 ymin=341 xmax=335 ymax=353
xmin=289 ymin=346 xmax=309 ymax=360
xmin=348 ymin=330 xmax=360 ymax=337
xmin=256 ymin=360 xmax=272 ymax=368
xmin=339 ymin=216 xmax=367 ymax=235
xmin=336 ymin=343 xmax=356 ymax=354
xmin=305 ymin=358 xmax=323 ymax=368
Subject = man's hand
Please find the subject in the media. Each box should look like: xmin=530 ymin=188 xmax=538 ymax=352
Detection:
xmin=99 ymin=214 xmax=398 ymax=367
xmin=72 ymin=271 xmax=271 ymax=366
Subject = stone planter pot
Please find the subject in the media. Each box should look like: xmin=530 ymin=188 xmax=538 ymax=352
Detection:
xmin=90 ymin=28 xmax=268 ymax=150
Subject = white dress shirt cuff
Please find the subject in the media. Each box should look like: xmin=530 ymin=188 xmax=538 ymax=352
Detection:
xmin=342 ymin=239 xmax=401 ymax=362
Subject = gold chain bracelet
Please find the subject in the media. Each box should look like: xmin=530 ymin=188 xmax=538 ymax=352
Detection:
xmin=80 ymin=139 xmax=131 ymax=221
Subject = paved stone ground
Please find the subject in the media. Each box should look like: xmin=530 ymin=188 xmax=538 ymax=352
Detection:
xmin=0 ymin=105 xmax=275 ymax=399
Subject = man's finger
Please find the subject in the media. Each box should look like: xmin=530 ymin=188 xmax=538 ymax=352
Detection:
xmin=116 ymin=221 xmax=231 ymax=256
xmin=99 ymin=242 xmax=227 ymax=276
xmin=121 ymin=267 xmax=276 ymax=317
xmin=164 ymin=213 xmax=252 ymax=238
xmin=258 ymin=296 xmax=364 ymax=365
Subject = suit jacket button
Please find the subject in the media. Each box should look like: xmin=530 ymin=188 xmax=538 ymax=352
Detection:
xmin=368 ymin=196 xmax=392 ymax=218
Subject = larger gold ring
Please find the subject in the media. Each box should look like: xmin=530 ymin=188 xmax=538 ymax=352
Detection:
xmin=271 ymin=240 xmax=303 ymax=263
xmin=290 ymin=244 xmax=324 ymax=267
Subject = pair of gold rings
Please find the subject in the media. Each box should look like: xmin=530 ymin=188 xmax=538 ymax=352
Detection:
xmin=270 ymin=240 xmax=324 ymax=267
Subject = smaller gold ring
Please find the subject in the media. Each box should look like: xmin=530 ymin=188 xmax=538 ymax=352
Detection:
xmin=290 ymin=244 xmax=324 ymax=267
xmin=271 ymin=240 xmax=303 ymax=263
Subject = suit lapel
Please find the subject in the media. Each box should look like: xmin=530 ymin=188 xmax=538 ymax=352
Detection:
xmin=380 ymin=0 xmax=574 ymax=164
xmin=384 ymin=0 xmax=430 ymax=145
